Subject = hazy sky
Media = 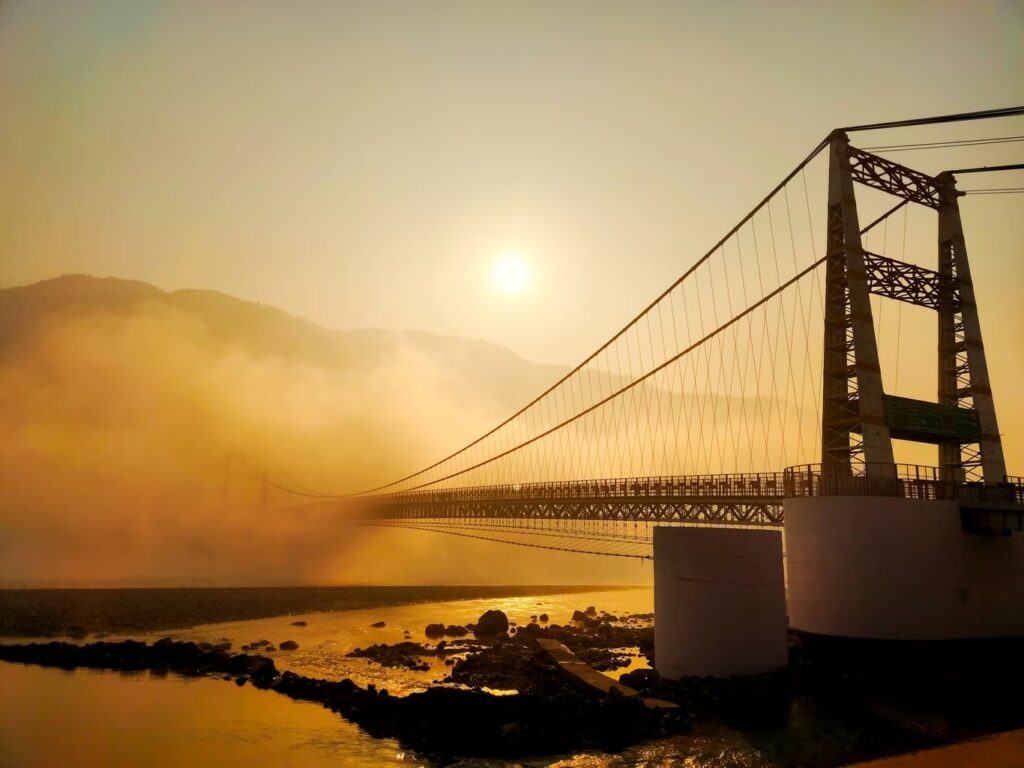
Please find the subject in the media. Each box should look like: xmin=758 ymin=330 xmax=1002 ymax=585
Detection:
xmin=1 ymin=0 xmax=1021 ymax=366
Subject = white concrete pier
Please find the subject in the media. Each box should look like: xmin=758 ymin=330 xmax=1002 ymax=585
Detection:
xmin=785 ymin=496 xmax=1024 ymax=640
xmin=653 ymin=526 xmax=787 ymax=678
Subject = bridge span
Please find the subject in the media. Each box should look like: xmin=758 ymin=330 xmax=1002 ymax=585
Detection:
xmin=360 ymin=464 xmax=1024 ymax=532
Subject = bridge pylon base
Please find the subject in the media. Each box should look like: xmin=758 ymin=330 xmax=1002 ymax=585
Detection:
xmin=784 ymin=496 xmax=1024 ymax=640
xmin=653 ymin=527 xmax=787 ymax=678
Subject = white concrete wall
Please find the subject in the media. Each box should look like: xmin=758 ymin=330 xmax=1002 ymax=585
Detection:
xmin=653 ymin=526 xmax=787 ymax=678
xmin=785 ymin=496 xmax=1024 ymax=640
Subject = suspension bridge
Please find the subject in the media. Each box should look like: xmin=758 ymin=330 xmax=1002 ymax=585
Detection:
xmin=259 ymin=107 xmax=1024 ymax=568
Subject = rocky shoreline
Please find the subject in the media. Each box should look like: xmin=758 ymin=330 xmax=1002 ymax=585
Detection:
xmin=4 ymin=605 xmax=1024 ymax=766
xmin=0 ymin=585 xmax=631 ymax=637
xmin=0 ymin=630 xmax=689 ymax=765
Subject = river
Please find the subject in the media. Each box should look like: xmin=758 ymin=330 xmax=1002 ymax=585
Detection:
xmin=1 ymin=585 xmax=1004 ymax=767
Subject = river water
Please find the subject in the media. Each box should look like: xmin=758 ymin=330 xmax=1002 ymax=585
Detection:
xmin=3 ymin=587 xmax=701 ymax=767
xmin=0 ymin=586 xmax=981 ymax=767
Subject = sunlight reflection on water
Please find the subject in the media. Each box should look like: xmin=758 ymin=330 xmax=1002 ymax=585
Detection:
xmin=1 ymin=587 xmax=680 ymax=768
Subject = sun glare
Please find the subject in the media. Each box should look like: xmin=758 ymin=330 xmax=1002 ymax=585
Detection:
xmin=491 ymin=252 xmax=530 ymax=295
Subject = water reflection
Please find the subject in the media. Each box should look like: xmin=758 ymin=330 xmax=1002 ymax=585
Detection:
xmin=0 ymin=662 xmax=409 ymax=768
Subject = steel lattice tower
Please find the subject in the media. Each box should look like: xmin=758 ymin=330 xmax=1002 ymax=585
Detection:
xmin=819 ymin=130 xmax=1007 ymax=482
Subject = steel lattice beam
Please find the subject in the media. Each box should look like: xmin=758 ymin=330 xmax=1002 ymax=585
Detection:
xmin=366 ymin=497 xmax=785 ymax=527
xmin=847 ymin=146 xmax=942 ymax=208
xmin=863 ymin=251 xmax=954 ymax=309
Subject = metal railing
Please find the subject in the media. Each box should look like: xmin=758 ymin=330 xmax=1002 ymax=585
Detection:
xmin=365 ymin=471 xmax=788 ymax=507
xmin=783 ymin=463 xmax=1023 ymax=505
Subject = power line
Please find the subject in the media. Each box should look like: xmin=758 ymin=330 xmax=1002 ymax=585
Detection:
xmin=863 ymin=135 xmax=1024 ymax=152
xmin=948 ymin=163 xmax=1024 ymax=175
xmin=963 ymin=188 xmax=1024 ymax=195
xmin=842 ymin=105 xmax=1024 ymax=133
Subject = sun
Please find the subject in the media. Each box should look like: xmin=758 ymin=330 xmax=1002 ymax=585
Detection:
xmin=490 ymin=252 xmax=530 ymax=295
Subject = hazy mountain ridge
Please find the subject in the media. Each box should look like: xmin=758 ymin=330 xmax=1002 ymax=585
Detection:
xmin=0 ymin=274 xmax=565 ymax=406
xmin=0 ymin=274 xmax=574 ymax=586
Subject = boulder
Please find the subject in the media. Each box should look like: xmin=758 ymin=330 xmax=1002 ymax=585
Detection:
xmin=444 ymin=625 xmax=469 ymax=637
xmin=619 ymin=667 xmax=661 ymax=691
xmin=571 ymin=610 xmax=588 ymax=622
xmin=585 ymin=606 xmax=597 ymax=616
xmin=279 ymin=640 xmax=299 ymax=651
xmin=370 ymin=621 xmax=386 ymax=628
xmin=539 ymin=613 xmax=549 ymax=623
xmin=290 ymin=620 xmax=307 ymax=627
xmin=518 ymin=622 xmax=542 ymax=637
xmin=425 ymin=623 xmax=446 ymax=638
xmin=475 ymin=610 xmax=510 ymax=636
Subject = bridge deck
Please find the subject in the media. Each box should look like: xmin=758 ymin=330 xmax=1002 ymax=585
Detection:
xmin=359 ymin=466 xmax=1023 ymax=529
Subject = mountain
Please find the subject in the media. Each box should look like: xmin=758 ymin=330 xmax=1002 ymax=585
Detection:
xmin=0 ymin=274 xmax=577 ymax=585
xmin=0 ymin=274 xmax=565 ymax=413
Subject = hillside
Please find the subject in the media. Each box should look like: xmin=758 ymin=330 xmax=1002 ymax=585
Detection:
xmin=0 ymin=274 xmax=564 ymax=414
xmin=0 ymin=275 xmax=568 ymax=586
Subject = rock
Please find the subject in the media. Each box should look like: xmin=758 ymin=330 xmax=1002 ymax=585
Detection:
xmin=370 ymin=621 xmax=386 ymax=628
xmin=539 ymin=613 xmax=549 ymax=623
xmin=585 ymin=606 xmax=597 ymax=617
xmin=518 ymin=622 xmax=542 ymax=637
xmin=212 ymin=641 xmax=232 ymax=651
xmin=500 ymin=722 xmax=524 ymax=742
xmin=348 ymin=642 xmax=431 ymax=670
xmin=475 ymin=610 xmax=510 ymax=636
xmin=425 ymin=623 xmax=447 ymax=638
xmin=279 ymin=641 xmax=299 ymax=651
xmin=290 ymin=620 xmax=307 ymax=627
xmin=235 ymin=675 xmax=248 ymax=686
xmin=436 ymin=640 xmax=447 ymax=651
xmin=571 ymin=610 xmax=588 ymax=622
xmin=264 ymin=645 xmax=277 ymax=652
xmin=444 ymin=625 xmax=468 ymax=638
xmin=620 ymin=668 xmax=661 ymax=691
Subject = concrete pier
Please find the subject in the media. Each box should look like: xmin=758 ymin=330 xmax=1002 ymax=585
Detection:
xmin=785 ymin=496 xmax=1024 ymax=640
xmin=653 ymin=526 xmax=787 ymax=678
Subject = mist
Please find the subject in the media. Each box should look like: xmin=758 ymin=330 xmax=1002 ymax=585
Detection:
xmin=0 ymin=280 xmax=650 ymax=587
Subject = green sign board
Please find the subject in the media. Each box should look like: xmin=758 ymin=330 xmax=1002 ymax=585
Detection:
xmin=883 ymin=395 xmax=981 ymax=443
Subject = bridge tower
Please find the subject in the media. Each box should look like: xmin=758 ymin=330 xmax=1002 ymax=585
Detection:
xmin=819 ymin=131 xmax=1007 ymax=483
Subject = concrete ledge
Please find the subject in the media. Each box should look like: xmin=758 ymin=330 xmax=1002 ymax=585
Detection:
xmin=536 ymin=638 xmax=677 ymax=709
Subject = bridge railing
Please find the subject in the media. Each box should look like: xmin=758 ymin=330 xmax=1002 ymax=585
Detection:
xmin=365 ymin=471 xmax=788 ymax=507
xmin=783 ymin=463 xmax=1023 ymax=504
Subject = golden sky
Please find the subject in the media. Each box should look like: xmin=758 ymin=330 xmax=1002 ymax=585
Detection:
xmin=0 ymin=1 xmax=1023 ymax=585
xmin=1 ymin=1 xmax=1020 ymax=362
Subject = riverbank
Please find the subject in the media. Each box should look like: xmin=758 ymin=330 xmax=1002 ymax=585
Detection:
xmin=0 ymin=584 xmax=634 ymax=638
xmin=4 ymin=588 xmax=1023 ymax=767
xmin=0 ymin=631 xmax=689 ymax=765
